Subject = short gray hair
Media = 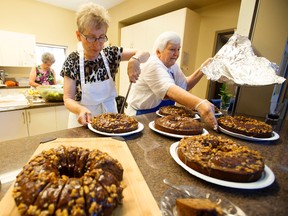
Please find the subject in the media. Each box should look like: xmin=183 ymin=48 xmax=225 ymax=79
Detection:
xmin=41 ymin=52 xmax=55 ymax=64
xmin=153 ymin=31 xmax=181 ymax=53
xmin=76 ymin=3 xmax=110 ymax=33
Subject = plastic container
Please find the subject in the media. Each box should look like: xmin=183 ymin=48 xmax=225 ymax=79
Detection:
xmin=37 ymin=85 xmax=64 ymax=102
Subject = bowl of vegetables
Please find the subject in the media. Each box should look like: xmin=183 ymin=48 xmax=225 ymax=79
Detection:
xmin=37 ymin=85 xmax=64 ymax=102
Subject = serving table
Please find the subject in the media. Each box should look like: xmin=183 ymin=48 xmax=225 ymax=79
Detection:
xmin=0 ymin=113 xmax=287 ymax=216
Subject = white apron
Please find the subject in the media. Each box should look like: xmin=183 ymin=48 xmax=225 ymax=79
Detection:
xmin=68 ymin=49 xmax=118 ymax=128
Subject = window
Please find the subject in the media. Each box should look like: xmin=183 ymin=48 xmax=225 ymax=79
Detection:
xmin=36 ymin=43 xmax=67 ymax=84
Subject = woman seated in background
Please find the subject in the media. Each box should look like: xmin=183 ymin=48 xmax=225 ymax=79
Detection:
xmin=29 ymin=52 xmax=57 ymax=87
xmin=126 ymin=31 xmax=217 ymax=129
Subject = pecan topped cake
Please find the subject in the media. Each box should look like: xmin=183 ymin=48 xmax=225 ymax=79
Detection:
xmin=92 ymin=113 xmax=138 ymax=133
xmin=159 ymin=105 xmax=196 ymax=118
xmin=218 ymin=115 xmax=273 ymax=138
xmin=12 ymin=145 xmax=124 ymax=215
xmin=177 ymin=134 xmax=265 ymax=182
xmin=155 ymin=115 xmax=203 ymax=135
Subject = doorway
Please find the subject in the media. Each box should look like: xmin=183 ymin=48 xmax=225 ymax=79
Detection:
xmin=207 ymin=30 xmax=234 ymax=100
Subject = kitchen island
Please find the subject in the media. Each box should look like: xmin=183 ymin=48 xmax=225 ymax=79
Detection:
xmin=0 ymin=113 xmax=287 ymax=216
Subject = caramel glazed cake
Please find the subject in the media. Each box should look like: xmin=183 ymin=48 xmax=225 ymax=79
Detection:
xmin=176 ymin=198 xmax=223 ymax=216
xmin=155 ymin=115 xmax=203 ymax=135
xmin=159 ymin=105 xmax=196 ymax=118
xmin=92 ymin=113 xmax=138 ymax=133
xmin=12 ymin=145 xmax=124 ymax=216
xmin=177 ymin=134 xmax=265 ymax=182
xmin=218 ymin=115 xmax=273 ymax=138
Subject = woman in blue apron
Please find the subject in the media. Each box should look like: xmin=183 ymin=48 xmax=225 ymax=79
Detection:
xmin=61 ymin=3 xmax=149 ymax=128
xmin=126 ymin=31 xmax=217 ymax=129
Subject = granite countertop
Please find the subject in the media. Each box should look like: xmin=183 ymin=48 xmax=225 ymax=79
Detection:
xmin=0 ymin=113 xmax=287 ymax=216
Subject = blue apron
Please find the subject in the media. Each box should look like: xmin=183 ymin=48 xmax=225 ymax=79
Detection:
xmin=136 ymin=100 xmax=175 ymax=115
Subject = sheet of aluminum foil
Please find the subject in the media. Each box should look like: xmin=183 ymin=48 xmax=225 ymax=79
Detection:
xmin=201 ymin=33 xmax=285 ymax=86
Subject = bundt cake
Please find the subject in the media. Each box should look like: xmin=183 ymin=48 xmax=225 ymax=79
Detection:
xmin=12 ymin=145 xmax=124 ymax=215
xmin=92 ymin=113 xmax=138 ymax=133
xmin=177 ymin=134 xmax=265 ymax=182
xmin=154 ymin=115 xmax=203 ymax=135
xmin=218 ymin=115 xmax=273 ymax=138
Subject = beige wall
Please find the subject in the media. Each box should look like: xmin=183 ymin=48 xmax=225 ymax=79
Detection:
xmin=236 ymin=0 xmax=288 ymax=117
xmin=0 ymin=0 xmax=77 ymax=76
xmin=0 ymin=0 xmax=77 ymax=52
xmin=108 ymin=0 xmax=241 ymax=96
xmin=108 ymin=0 xmax=175 ymax=46
xmin=0 ymin=0 xmax=240 ymax=97
xmin=193 ymin=0 xmax=241 ymax=98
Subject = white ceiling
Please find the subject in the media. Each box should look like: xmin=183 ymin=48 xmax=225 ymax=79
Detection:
xmin=36 ymin=0 xmax=125 ymax=11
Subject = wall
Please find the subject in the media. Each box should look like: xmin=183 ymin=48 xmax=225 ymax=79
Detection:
xmin=0 ymin=0 xmax=77 ymax=78
xmin=193 ymin=0 xmax=241 ymax=98
xmin=0 ymin=0 xmax=240 ymax=98
xmin=109 ymin=0 xmax=241 ymax=98
xmin=236 ymin=0 xmax=288 ymax=117
xmin=119 ymin=8 xmax=201 ymax=96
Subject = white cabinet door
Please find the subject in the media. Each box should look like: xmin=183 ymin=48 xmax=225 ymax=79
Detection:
xmin=55 ymin=106 xmax=69 ymax=130
xmin=27 ymin=107 xmax=57 ymax=136
xmin=0 ymin=110 xmax=28 ymax=142
xmin=0 ymin=30 xmax=36 ymax=67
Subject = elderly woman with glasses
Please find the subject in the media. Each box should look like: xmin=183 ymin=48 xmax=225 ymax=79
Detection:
xmin=61 ymin=3 xmax=149 ymax=128
xmin=29 ymin=52 xmax=56 ymax=87
xmin=126 ymin=31 xmax=217 ymax=130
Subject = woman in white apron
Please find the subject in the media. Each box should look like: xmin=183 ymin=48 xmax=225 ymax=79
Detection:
xmin=61 ymin=3 xmax=149 ymax=128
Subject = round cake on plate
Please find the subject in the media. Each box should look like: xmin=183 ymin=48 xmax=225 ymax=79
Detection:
xmin=159 ymin=105 xmax=196 ymax=118
xmin=12 ymin=145 xmax=124 ymax=215
xmin=92 ymin=113 xmax=138 ymax=133
xmin=218 ymin=115 xmax=273 ymax=138
xmin=177 ymin=134 xmax=265 ymax=182
xmin=154 ymin=115 xmax=203 ymax=135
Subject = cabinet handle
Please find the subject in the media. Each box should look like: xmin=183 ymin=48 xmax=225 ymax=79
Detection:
xmin=28 ymin=111 xmax=31 ymax=123
xmin=22 ymin=111 xmax=26 ymax=124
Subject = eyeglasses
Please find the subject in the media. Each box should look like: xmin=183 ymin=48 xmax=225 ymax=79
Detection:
xmin=80 ymin=32 xmax=108 ymax=43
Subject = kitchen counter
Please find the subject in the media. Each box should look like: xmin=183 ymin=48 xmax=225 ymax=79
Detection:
xmin=0 ymin=100 xmax=64 ymax=112
xmin=0 ymin=113 xmax=287 ymax=216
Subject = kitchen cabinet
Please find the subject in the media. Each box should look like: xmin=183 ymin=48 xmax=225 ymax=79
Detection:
xmin=27 ymin=107 xmax=56 ymax=136
xmin=0 ymin=110 xmax=28 ymax=141
xmin=0 ymin=30 xmax=36 ymax=67
xmin=0 ymin=105 xmax=69 ymax=142
xmin=55 ymin=106 xmax=69 ymax=130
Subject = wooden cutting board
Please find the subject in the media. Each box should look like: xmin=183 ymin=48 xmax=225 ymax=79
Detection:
xmin=0 ymin=138 xmax=161 ymax=216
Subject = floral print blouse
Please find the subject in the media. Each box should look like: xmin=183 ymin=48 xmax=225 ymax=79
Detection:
xmin=35 ymin=65 xmax=55 ymax=85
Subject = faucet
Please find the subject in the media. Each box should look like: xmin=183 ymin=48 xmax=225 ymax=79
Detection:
xmin=0 ymin=70 xmax=6 ymax=84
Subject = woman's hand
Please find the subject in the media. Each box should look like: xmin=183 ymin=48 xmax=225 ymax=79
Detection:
xmin=196 ymin=100 xmax=218 ymax=130
xmin=127 ymin=58 xmax=141 ymax=83
xmin=201 ymin=57 xmax=213 ymax=68
xmin=77 ymin=109 xmax=92 ymax=126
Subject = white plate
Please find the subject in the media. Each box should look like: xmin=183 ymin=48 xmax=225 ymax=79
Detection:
xmin=170 ymin=142 xmax=275 ymax=189
xmin=160 ymin=185 xmax=246 ymax=216
xmin=215 ymin=111 xmax=223 ymax=116
xmin=218 ymin=126 xmax=280 ymax=141
xmin=88 ymin=122 xmax=144 ymax=137
xmin=149 ymin=121 xmax=209 ymax=139
xmin=156 ymin=110 xmax=200 ymax=120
